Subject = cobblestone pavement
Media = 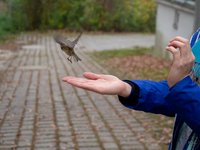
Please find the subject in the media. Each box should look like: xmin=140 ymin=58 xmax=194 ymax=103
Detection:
xmin=0 ymin=33 xmax=160 ymax=150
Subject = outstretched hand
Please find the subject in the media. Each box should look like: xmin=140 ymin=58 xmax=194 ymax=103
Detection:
xmin=62 ymin=72 xmax=132 ymax=97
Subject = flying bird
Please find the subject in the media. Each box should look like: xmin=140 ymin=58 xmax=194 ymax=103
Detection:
xmin=54 ymin=32 xmax=82 ymax=63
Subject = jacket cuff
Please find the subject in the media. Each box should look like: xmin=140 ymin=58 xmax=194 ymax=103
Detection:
xmin=118 ymin=80 xmax=140 ymax=107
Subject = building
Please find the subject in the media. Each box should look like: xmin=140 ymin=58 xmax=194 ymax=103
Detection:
xmin=155 ymin=0 xmax=195 ymax=57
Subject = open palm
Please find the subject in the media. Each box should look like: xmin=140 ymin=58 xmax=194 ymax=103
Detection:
xmin=62 ymin=72 xmax=131 ymax=97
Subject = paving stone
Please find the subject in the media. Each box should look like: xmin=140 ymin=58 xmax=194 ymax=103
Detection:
xmin=78 ymin=141 xmax=100 ymax=147
xmin=78 ymin=147 xmax=102 ymax=150
xmin=103 ymin=142 xmax=119 ymax=149
xmin=0 ymin=33 xmax=160 ymax=150
xmin=0 ymin=145 xmax=17 ymax=149
xmin=15 ymin=147 xmax=31 ymax=150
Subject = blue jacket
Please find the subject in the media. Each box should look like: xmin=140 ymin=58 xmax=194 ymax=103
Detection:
xmin=119 ymin=28 xmax=200 ymax=149
xmin=119 ymin=77 xmax=200 ymax=149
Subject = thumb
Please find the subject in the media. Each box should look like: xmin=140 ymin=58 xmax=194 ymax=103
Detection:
xmin=83 ymin=72 xmax=101 ymax=80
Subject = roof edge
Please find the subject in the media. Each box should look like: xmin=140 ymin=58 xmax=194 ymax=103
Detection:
xmin=157 ymin=0 xmax=195 ymax=14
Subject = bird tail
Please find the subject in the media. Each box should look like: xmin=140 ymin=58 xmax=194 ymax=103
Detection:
xmin=73 ymin=53 xmax=81 ymax=62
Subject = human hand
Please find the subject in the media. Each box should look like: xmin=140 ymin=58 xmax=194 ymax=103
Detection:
xmin=166 ymin=36 xmax=195 ymax=87
xmin=62 ymin=72 xmax=132 ymax=97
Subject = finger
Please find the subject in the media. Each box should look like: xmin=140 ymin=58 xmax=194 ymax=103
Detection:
xmin=170 ymin=36 xmax=188 ymax=43
xmin=168 ymin=40 xmax=184 ymax=49
xmin=166 ymin=46 xmax=180 ymax=60
xmin=62 ymin=76 xmax=75 ymax=82
xmin=83 ymin=72 xmax=101 ymax=80
xmin=63 ymin=76 xmax=101 ymax=93
xmin=169 ymin=40 xmax=191 ymax=57
xmin=62 ymin=76 xmax=85 ymax=83
xmin=63 ymin=76 xmax=93 ymax=88
xmin=83 ymin=72 xmax=113 ymax=80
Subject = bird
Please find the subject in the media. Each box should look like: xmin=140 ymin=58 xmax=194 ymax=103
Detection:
xmin=54 ymin=32 xmax=82 ymax=63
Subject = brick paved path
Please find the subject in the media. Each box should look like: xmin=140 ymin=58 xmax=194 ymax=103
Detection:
xmin=0 ymin=33 xmax=160 ymax=150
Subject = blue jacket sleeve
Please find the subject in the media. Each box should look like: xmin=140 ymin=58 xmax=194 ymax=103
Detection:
xmin=165 ymin=76 xmax=200 ymax=136
xmin=119 ymin=79 xmax=175 ymax=117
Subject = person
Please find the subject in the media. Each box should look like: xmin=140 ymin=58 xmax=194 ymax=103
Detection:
xmin=62 ymin=28 xmax=200 ymax=150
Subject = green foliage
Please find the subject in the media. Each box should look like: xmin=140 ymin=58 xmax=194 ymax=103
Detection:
xmin=133 ymin=0 xmax=156 ymax=32
xmin=9 ymin=0 xmax=27 ymax=30
xmin=0 ymin=13 xmax=14 ymax=40
xmin=0 ymin=0 xmax=156 ymax=35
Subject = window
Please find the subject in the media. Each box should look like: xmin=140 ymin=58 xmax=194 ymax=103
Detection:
xmin=167 ymin=0 xmax=195 ymax=8
xmin=172 ymin=0 xmax=195 ymax=5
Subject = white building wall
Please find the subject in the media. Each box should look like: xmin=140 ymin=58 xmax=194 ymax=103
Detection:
xmin=155 ymin=0 xmax=195 ymax=57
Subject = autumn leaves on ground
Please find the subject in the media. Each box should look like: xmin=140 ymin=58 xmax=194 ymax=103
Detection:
xmin=91 ymin=48 xmax=174 ymax=149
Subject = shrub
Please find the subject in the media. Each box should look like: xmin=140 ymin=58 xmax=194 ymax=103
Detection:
xmin=0 ymin=0 xmax=156 ymax=34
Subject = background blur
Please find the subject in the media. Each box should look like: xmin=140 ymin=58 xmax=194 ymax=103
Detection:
xmin=0 ymin=0 xmax=198 ymax=149
xmin=0 ymin=0 xmax=156 ymax=39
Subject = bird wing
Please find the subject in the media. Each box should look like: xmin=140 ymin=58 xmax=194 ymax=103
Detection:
xmin=54 ymin=35 xmax=74 ymax=48
xmin=71 ymin=32 xmax=82 ymax=47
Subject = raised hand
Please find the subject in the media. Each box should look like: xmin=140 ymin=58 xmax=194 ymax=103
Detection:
xmin=62 ymin=72 xmax=132 ymax=97
xmin=166 ymin=36 xmax=195 ymax=87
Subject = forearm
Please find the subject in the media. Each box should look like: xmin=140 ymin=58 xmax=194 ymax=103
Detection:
xmin=118 ymin=80 xmax=175 ymax=117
